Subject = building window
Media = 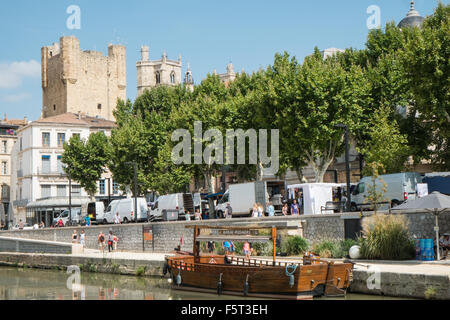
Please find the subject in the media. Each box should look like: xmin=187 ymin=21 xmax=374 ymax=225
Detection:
xmin=1 ymin=141 xmax=6 ymax=153
xmin=170 ymin=72 xmax=175 ymax=84
xmin=99 ymin=180 xmax=105 ymax=195
xmin=57 ymin=133 xmax=65 ymax=147
xmin=41 ymin=185 xmax=51 ymax=198
xmin=42 ymin=132 xmax=50 ymax=147
xmin=1 ymin=161 xmax=7 ymax=175
xmin=41 ymin=155 xmax=51 ymax=174
xmin=57 ymin=155 xmax=63 ymax=174
xmin=57 ymin=185 xmax=67 ymax=197
xmin=98 ymin=104 xmax=102 ymax=110
xmin=156 ymin=71 xmax=161 ymax=84
xmin=113 ymin=181 xmax=119 ymax=195
xmin=1 ymin=185 xmax=8 ymax=198
xmin=72 ymin=185 xmax=81 ymax=196
xmin=53 ymin=104 xmax=56 ymax=111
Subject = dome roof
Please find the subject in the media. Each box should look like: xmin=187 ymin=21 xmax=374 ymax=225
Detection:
xmin=398 ymin=1 xmax=425 ymax=29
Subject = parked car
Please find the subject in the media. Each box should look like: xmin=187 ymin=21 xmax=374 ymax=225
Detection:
xmin=149 ymin=193 xmax=194 ymax=222
xmin=351 ymin=172 xmax=422 ymax=211
xmin=99 ymin=198 xmax=148 ymax=224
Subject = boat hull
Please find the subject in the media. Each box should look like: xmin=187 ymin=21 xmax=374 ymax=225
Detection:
xmin=166 ymin=255 xmax=353 ymax=299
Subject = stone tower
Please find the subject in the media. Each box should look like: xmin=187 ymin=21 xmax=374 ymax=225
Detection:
xmin=217 ymin=63 xmax=236 ymax=86
xmin=41 ymin=36 xmax=126 ymax=121
xmin=136 ymin=45 xmax=182 ymax=96
xmin=184 ymin=63 xmax=194 ymax=92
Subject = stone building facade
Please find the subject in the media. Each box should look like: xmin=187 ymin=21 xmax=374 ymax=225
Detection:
xmin=41 ymin=36 xmax=126 ymax=121
xmin=136 ymin=46 xmax=183 ymax=96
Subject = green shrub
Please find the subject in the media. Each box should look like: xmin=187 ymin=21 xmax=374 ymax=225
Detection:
xmin=425 ymin=287 xmax=437 ymax=300
xmin=234 ymin=242 xmax=244 ymax=255
xmin=359 ymin=214 xmax=415 ymax=260
xmin=313 ymin=240 xmax=337 ymax=258
xmin=281 ymin=236 xmax=309 ymax=256
xmin=333 ymin=239 xmax=360 ymax=258
xmin=136 ymin=266 xmax=146 ymax=277
xmin=252 ymin=242 xmax=273 ymax=256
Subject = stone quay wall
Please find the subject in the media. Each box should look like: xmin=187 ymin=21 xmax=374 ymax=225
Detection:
xmin=0 ymin=210 xmax=448 ymax=252
xmin=0 ymin=236 xmax=72 ymax=254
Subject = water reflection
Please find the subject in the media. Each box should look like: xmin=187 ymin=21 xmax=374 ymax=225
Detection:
xmin=0 ymin=267 xmax=405 ymax=300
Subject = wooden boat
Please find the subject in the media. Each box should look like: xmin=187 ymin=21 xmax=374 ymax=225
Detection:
xmin=164 ymin=225 xmax=354 ymax=300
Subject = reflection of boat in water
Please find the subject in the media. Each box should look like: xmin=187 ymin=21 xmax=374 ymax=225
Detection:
xmin=165 ymin=225 xmax=354 ymax=300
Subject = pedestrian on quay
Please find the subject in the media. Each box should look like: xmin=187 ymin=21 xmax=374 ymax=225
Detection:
xmin=257 ymin=203 xmax=264 ymax=217
xmin=222 ymin=240 xmax=232 ymax=255
xmin=252 ymin=204 xmax=258 ymax=218
xmin=225 ymin=203 xmax=233 ymax=219
xmin=19 ymin=219 xmax=24 ymax=230
xmin=291 ymin=199 xmax=299 ymax=216
xmin=114 ymin=212 xmax=120 ymax=224
xmin=267 ymin=201 xmax=275 ymax=217
xmin=282 ymin=203 xmax=289 ymax=216
xmin=80 ymin=230 xmax=86 ymax=246
xmin=58 ymin=218 xmax=64 ymax=228
xmin=107 ymin=231 xmax=114 ymax=252
xmin=194 ymin=208 xmax=202 ymax=221
xmin=113 ymin=234 xmax=119 ymax=251
xmin=72 ymin=230 xmax=79 ymax=244
xmin=84 ymin=215 xmax=91 ymax=227
xmin=39 ymin=221 xmax=45 ymax=229
xmin=185 ymin=211 xmax=191 ymax=221
xmin=243 ymin=241 xmax=252 ymax=260
xmin=98 ymin=232 xmax=106 ymax=252
xmin=207 ymin=241 xmax=215 ymax=254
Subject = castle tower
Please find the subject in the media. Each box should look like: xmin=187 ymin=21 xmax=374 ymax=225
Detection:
xmin=41 ymin=36 xmax=126 ymax=121
xmin=216 ymin=63 xmax=236 ymax=86
xmin=136 ymin=45 xmax=182 ymax=96
xmin=184 ymin=63 xmax=194 ymax=92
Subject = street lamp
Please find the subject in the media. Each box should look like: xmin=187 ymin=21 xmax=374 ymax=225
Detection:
xmin=335 ymin=124 xmax=351 ymax=212
xmin=61 ymin=164 xmax=72 ymax=226
xmin=125 ymin=161 xmax=138 ymax=223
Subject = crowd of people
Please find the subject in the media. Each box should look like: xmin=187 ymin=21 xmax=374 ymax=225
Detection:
xmin=96 ymin=231 xmax=119 ymax=253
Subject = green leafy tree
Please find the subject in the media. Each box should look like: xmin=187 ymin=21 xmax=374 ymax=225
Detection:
xmin=358 ymin=105 xmax=410 ymax=175
xmin=62 ymin=132 xmax=109 ymax=198
xmin=401 ymin=3 xmax=450 ymax=170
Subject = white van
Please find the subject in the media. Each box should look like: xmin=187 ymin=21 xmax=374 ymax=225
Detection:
xmin=351 ymin=172 xmax=422 ymax=211
xmin=52 ymin=208 xmax=82 ymax=226
xmin=86 ymin=201 xmax=105 ymax=225
xmin=100 ymin=198 xmax=148 ymax=224
xmin=149 ymin=193 xmax=194 ymax=221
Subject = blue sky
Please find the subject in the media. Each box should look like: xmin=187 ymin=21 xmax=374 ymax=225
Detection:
xmin=0 ymin=0 xmax=446 ymax=121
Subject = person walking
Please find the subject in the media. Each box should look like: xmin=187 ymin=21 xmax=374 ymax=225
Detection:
xmin=84 ymin=215 xmax=91 ymax=227
xmin=113 ymin=234 xmax=119 ymax=251
xmin=114 ymin=212 xmax=121 ymax=225
xmin=252 ymin=204 xmax=258 ymax=218
xmin=39 ymin=221 xmax=45 ymax=229
xmin=291 ymin=199 xmax=300 ymax=216
xmin=19 ymin=219 xmax=24 ymax=230
xmin=257 ymin=203 xmax=264 ymax=217
xmin=243 ymin=241 xmax=252 ymax=260
xmin=282 ymin=203 xmax=289 ymax=216
xmin=207 ymin=241 xmax=215 ymax=254
xmin=194 ymin=209 xmax=202 ymax=221
xmin=72 ymin=230 xmax=79 ymax=244
xmin=107 ymin=231 xmax=114 ymax=252
xmin=98 ymin=232 xmax=106 ymax=252
xmin=225 ymin=203 xmax=233 ymax=219
xmin=267 ymin=202 xmax=275 ymax=217
xmin=80 ymin=230 xmax=86 ymax=246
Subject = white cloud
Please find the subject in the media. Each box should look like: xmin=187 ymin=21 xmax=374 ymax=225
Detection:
xmin=0 ymin=60 xmax=40 ymax=89
xmin=2 ymin=93 xmax=31 ymax=103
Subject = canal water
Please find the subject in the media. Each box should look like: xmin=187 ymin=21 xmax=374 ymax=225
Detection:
xmin=0 ymin=267 xmax=404 ymax=300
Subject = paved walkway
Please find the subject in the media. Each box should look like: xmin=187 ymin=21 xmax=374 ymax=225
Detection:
xmin=72 ymin=249 xmax=171 ymax=261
